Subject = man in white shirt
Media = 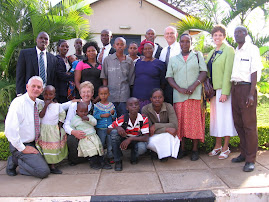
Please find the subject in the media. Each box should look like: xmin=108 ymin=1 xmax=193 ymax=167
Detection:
xmin=159 ymin=26 xmax=181 ymax=104
xmin=5 ymin=76 xmax=50 ymax=178
xmin=97 ymin=29 xmax=116 ymax=64
xmin=230 ymin=26 xmax=263 ymax=172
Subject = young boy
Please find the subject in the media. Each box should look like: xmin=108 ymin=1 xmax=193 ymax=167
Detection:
xmin=93 ymin=86 xmax=117 ymax=163
xmin=107 ymin=97 xmax=149 ymax=171
xmin=128 ymin=42 xmax=140 ymax=64
xmin=70 ymin=102 xmax=112 ymax=170
xmin=100 ymin=37 xmax=135 ymax=117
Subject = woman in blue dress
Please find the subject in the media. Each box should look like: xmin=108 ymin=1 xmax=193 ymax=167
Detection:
xmin=132 ymin=41 xmax=166 ymax=110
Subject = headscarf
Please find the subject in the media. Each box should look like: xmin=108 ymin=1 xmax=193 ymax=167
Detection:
xmin=138 ymin=39 xmax=154 ymax=54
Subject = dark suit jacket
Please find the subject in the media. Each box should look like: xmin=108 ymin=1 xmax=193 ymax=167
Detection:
xmin=154 ymin=43 xmax=163 ymax=59
xmin=55 ymin=55 xmax=74 ymax=100
xmin=16 ymin=47 xmax=58 ymax=94
xmin=109 ymin=47 xmax=116 ymax=54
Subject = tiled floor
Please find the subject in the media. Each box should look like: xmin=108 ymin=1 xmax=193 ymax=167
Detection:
xmin=1 ymin=151 xmax=269 ymax=198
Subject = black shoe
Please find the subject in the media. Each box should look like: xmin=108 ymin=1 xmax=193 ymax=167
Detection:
xmin=150 ymin=151 xmax=158 ymax=160
xmin=69 ymin=162 xmax=77 ymax=166
xmin=243 ymin=162 xmax=255 ymax=172
xmin=50 ymin=168 xmax=62 ymax=174
xmin=177 ymin=150 xmax=188 ymax=159
xmin=90 ymin=162 xmax=102 ymax=170
xmin=114 ymin=161 xmax=122 ymax=171
xmin=231 ymin=155 xmax=245 ymax=163
xmin=101 ymin=161 xmax=112 ymax=170
xmin=191 ymin=151 xmax=199 ymax=161
xmin=130 ymin=158 xmax=138 ymax=165
xmin=160 ymin=157 xmax=169 ymax=162
xmin=6 ymin=156 xmax=17 ymax=176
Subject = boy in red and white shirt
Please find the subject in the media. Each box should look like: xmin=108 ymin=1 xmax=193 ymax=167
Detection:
xmin=108 ymin=97 xmax=149 ymax=171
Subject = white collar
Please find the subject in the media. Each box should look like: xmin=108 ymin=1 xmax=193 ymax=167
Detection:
xmin=25 ymin=92 xmax=36 ymax=105
xmin=36 ymin=46 xmax=47 ymax=55
xmin=103 ymin=44 xmax=111 ymax=49
xmin=128 ymin=113 xmax=144 ymax=127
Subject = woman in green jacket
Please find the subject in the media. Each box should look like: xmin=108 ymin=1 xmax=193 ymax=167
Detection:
xmin=206 ymin=25 xmax=237 ymax=159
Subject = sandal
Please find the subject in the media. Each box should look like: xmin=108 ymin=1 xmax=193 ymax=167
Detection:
xmin=208 ymin=147 xmax=222 ymax=156
xmin=218 ymin=148 xmax=231 ymax=160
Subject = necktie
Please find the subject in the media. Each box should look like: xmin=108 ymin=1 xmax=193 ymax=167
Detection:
xmin=34 ymin=102 xmax=40 ymax=142
xmin=39 ymin=52 xmax=46 ymax=84
xmin=98 ymin=47 xmax=105 ymax=64
xmin=165 ymin=46 xmax=171 ymax=66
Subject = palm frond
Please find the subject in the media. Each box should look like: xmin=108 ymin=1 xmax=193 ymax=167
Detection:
xmin=174 ymin=16 xmax=213 ymax=38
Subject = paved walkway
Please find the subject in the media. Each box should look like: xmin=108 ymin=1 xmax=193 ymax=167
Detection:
xmin=1 ymin=150 xmax=269 ymax=201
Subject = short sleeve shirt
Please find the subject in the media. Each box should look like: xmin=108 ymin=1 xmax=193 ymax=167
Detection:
xmin=100 ymin=53 xmax=135 ymax=102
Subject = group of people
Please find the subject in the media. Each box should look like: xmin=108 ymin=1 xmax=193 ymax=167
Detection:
xmin=5 ymin=24 xmax=262 ymax=179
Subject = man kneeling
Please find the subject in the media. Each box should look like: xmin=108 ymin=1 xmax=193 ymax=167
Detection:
xmin=5 ymin=76 xmax=50 ymax=178
xmin=107 ymin=97 xmax=149 ymax=171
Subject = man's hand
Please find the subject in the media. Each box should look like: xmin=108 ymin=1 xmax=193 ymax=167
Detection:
xmin=120 ymin=138 xmax=131 ymax=150
xmin=71 ymin=130 xmax=86 ymax=139
xmin=150 ymin=124 xmax=155 ymax=137
xmin=116 ymin=126 xmax=127 ymax=137
xmin=246 ymin=94 xmax=254 ymax=108
xmin=22 ymin=146 xmax=39 ymax=154
xmin=166 ymin=128 xmax=177 ymax=137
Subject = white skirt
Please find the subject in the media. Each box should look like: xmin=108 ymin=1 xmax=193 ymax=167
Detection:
xmin=210 ymin=89 xmax=237 ymax=137
xmin=147 ymin=132 xmax=180 ymax=159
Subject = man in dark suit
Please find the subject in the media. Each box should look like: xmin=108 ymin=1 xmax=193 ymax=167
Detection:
xmin=16 ymin=31 xmax=58 ymax=95
xmin=97 ymin=29 xmax=116 ymax=64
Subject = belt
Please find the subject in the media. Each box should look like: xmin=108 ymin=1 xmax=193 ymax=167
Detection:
xmin=233 ymin=81 xmax=251 ymax=85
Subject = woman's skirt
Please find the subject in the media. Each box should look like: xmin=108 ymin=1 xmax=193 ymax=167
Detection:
xmin=174 ymin=99 xmax=205 ymax=142
xmin=147 ymin=132 xmax=180 ymax=159
xmin=210 ymin=89 xmax=237 ymax=137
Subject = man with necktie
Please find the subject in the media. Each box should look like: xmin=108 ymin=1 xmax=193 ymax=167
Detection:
xmin=16 ymin=32 xmax=58 ymax=95
xmin=5 ymin=76 xmax=50 ymax=178
xmin=159 ymin=26 xmax=181 ymax=104
xmin=97 ymin=29 xmax=116 ymax=64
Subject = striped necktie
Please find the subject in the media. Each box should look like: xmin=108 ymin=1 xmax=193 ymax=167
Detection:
xmin=39 ymin=51 xmax=46 ymax=84
xmin=165 ymin=46 xmax=171 ymax=66
xmin=34 ymin=102 xmax=40 ymax=142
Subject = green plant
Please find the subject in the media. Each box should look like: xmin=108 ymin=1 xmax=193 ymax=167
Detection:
xmin=0 ymin=80 xmax=16 ymax=119
xmin=0 ymin=132 xmax=11 ymax=160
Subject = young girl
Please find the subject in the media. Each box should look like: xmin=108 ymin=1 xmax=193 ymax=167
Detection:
xmin=93 ymin=86 xmax=117 ymax=163
xmin=71 ymin=102 xmax=112 ymax=170
xmin=37 ymin=85 xmax=68 ymax=174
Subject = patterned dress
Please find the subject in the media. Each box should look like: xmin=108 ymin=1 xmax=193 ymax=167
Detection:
xmin=37 ymin=102 xmax=68 ymax=164
xmin=70 ymin=115 xmax=104 ymax=157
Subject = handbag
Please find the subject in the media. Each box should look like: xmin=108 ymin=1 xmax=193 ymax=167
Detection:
xmin=203 ymin=77 xmax=216 ymax=99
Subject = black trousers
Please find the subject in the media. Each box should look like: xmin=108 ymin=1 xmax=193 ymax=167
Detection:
xmin=67 ymin=134 xmax=88 ymax=164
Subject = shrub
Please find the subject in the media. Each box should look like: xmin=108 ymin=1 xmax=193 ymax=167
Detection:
xmin=0 ymin=132 xmax=11 ymax=160
xmin=184 ymin=112 xmax=269 ymax=153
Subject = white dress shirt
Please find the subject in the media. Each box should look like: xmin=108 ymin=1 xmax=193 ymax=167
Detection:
xmin=159 ymin=41 xmax=181 ymax=62
xmin=97 ymin=43 xmax=112 ymax=64
xmin=231 ymin=42 xmax=263 ymax=82
xmin=63 ymin=101 xmax=92 ymax=135
xmin=152 ymin=43 xmax=158 ymax=58
xmin=5 ymin=93 xmax=43 ymax=152
xmin=36 ymin=46 xmax=47 ymax=81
